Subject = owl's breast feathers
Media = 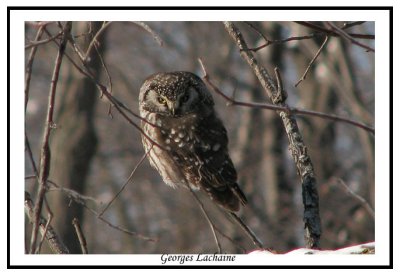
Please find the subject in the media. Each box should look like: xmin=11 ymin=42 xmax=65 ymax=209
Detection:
xmin=147 ymin=111 xmax=247 ymax=211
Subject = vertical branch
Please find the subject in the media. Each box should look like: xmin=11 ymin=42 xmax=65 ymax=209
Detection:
xmin=224 ymin=22 xmax=322 ymax=249
xmin=29 ymin=22 xmax=72 ymax=254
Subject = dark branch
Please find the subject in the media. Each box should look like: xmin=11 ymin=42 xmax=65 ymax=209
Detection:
xmin=223 ymin=21 xmax=322 ymax=249
xmin=199 ymin=59 xmax=374 ymax=135
xmin=72 ymin=218 xmax=88 ymax=254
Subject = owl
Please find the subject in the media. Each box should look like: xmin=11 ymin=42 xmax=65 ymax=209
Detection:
xmin=139 ymin=71 xmax=247 ymax=212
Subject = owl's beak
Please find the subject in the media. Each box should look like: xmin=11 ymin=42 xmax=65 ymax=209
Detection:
xmin=167 ymin=101 xmax=179 ymax=116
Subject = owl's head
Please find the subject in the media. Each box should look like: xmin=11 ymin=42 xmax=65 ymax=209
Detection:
xmin=139 ymin=71 xmax=214 ymax=117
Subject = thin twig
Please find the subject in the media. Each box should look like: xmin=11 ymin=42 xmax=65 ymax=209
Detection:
xmin=25 ymin=26 xmax=45 ymax=112
xmin=132 ymin=21 xmax=164 ymax=46
xmin=244 ymin=22 xmax=316 ymax=52
xmin=214 ymin=227 xmax=246 ymax=253
xmin=95 ymin=38 xmax=113 ymax=97
xmin=187 ymin=187 xmax=222 ymax=253
xmin=325 ymin=22 xmax=375 ymax=52
xmin=244 ymin=21 xmax=373 ymax=53
xmin=295 ymin=35 xmax=330 ymax=87
xmin=68 ymin=32 xmax=86 ymax=61
xmin=25 ymin=21 xmax=55 ymax=28
xmin=35 ymin=212 xmax=52 ymax=254
xmin=84 ymin=204 xmax=157 ymax=242
xmin=25 ymin=31 xmax=61 ymax=49
xmin=295 ymin=21 xmax=375 ymax=40
xmin=199 ymin=58 xmax=374 ymax=135
xmin=92 ymin=35 xmax=114 ymax=117
xmin=25 ymin=176 xmax=100 ymax=205
xmin=25 ymin=133 xmax=39 ymax=178
xmin=228 ymin=212 xmax=264 ymax=249
xmin=35 ymin=199 xmax=54 ymax=254
xmin=28 ymin=174 xmax=157 ymax=242
xmin=72 ymin=218 xmax=88 ymax=254
xmin=25 ymin=175 xmax=155 ymax=242
xmin=342 ymin=21 xmax=367 ymax=30
xmin=99 ymin=146 xmax=151 ymax=217
xmin=25 ymin=192 xmax=69 ymax=254
xmin=84 ymin=21 xmax=112 ymax=62
xmin=37 ymin=176 xmax=156 ymax=242
xmin=334 ymin=178 xmax=375 ymax=219
xmin=29 ymin=22 xmax=72 ymax=254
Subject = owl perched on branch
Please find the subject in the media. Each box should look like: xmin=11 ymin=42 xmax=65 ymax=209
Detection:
xmin=139 ymin=71 xmax=247 ymax=212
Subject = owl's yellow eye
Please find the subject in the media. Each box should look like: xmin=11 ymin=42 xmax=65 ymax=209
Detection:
xmin=157 ymin=97 xmax=167 ymax=105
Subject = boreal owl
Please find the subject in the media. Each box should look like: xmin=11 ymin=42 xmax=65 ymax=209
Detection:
xmin=139 ymin=71 xmax=247 ymax=212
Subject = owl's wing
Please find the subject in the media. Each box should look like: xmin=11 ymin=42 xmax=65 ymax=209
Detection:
xmin=185 ymin=113 xmax=247 ymax=211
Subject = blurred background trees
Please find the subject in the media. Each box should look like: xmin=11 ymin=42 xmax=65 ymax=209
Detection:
xmin=25 ymin=21 xmax=375 ymax=254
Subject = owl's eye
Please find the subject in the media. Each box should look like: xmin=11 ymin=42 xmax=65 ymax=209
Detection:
xmin=157 ymin=96 xmax=167 ymax=105
xmin=181 ymin=94 xmax=190 ymax=103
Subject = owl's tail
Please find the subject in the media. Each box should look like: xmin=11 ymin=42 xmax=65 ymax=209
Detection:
xmin=207 ymin=183 xmax=247 ymax=212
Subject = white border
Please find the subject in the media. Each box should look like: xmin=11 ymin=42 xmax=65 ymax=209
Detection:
xmin=7 ymin=8 xmax=392 ymax=268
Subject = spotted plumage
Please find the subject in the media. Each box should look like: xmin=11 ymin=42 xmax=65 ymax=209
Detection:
xmin=139 ymin=71 xmax=247 ymax=211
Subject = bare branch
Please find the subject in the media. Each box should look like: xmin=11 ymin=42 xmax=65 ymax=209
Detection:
xmin=35 ymin=199 xmax=54 ymax=254
xmin=295 ymin=35 xmax=330 ymax=87
xmin=243 ymin=21 xmax=373 ymax=54
xmin=25 ymin=26 xmax=45 ymax=112
xmin=295 ymin=21 xmax=375 ymax=40
xmin=187 ymin=186 xmax=222 ymax=253
xmin=29 ymin=21 xmax=72 ymax=254
xmin=243 ymin=22 xmax=316 ymax=52
xmin=26 ymin=175 xmax=157 ymax=243
xmin=84 ymin=21 xmax=112 ymax=62
xmin=25 ymin=31 xmax=61 ymax=49
xmin=199 ymin=58 xmax=374 ymax=135
xmin=325 ymin=22 xmax=375 ymax=52
xmin=223 ymin=21 xmax=321 ymax=249
xmin=25 ymin=133 xmax=39 ymax=178
xmin=99 ymin=146 xmax=151 ymax=217
xmin=228 ymin=212 xmax=264 ymax=250
xmin=333 ymin=178 xmax=375 ymax=219
xmin=84 ymin=204 xmax=157 ymax=242
xmin=72 ymin=218 xmax=88 ymax=254
xmin=132 ymin=21 xmax=164 ymax=46
xmin=84 ymin=21 xmax=163 ymax=63
xmin=27 ymin=176 xmax=100 ymax=205
xmin=25 ymin=192 xmax=69 ymax=254
xmin=342 ymin=21 xmax=367 ymax=30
